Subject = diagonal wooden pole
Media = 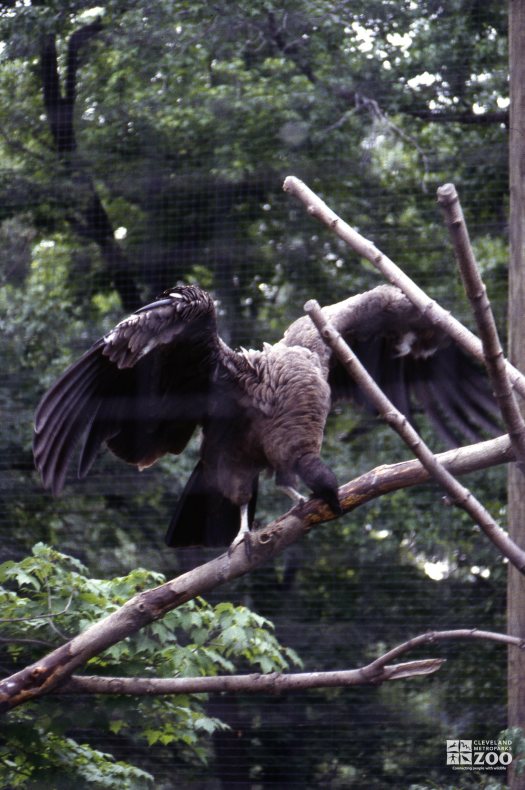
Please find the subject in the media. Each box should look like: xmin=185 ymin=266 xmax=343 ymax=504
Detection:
xmin=438 ymin=182 xmax=525 ymax=470
xmin=283 ymin=175 xmax=525 ymax=401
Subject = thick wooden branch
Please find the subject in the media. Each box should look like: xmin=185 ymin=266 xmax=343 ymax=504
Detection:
xmin=40 ymin=22 xmax=102 ymax=155
xmin=0 ymin=432 xmax=514 ymax=714
xmin=60 ymin=659 xmax=443 ymax=696
xmin=437 ymin=182 xmax=525 ymax=469
xmin=24 ymin=629 xmax=525 ymax=697
xmin=306 ymin=300 xmax=525 ymax=573
xmin=341 ymin=434 xmax=512 ymax=505
xmin=282 ymin=176 xmax=525 ymax=402
xmin=65 ymin=19 xmax=104 ymax=106
xmin=40 ymin=33 xmax=76 ymax=153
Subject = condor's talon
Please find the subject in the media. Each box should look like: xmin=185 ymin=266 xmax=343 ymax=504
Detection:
xmin=278 ymin=485 xmax=307 ymax=506
xmin=228 ymin=503 xmax=251 ymax=554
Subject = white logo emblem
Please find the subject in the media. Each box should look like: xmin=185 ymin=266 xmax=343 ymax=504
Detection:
xmin=446 ymin=738 xmax=512 ymax=771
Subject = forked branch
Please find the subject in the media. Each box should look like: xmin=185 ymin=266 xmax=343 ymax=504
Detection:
xmin=21 ymin=629 xmax=525 ymax=697
xmin=53 ymin=628 xmax=525 ymax=695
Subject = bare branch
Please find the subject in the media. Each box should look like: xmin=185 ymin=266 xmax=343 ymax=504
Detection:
xmin=362 ymin=628 xmax=525 ymax=678
xmin=353 ymin=93 xmax=430 ymax=185
xmin=339 ymin=434 xmax=512 ymax=506
xmin=437 ymin=182 xmax=525 ymax=469
xmin=305 ymin=300 xmax=525 ymax=573
xmin=59 ymin=659 xmax=444 ymax=696
xmin=282 ymin=175 xmax=525 ymax=401
xmin=46 ymin=629 xmax=525 ymax=696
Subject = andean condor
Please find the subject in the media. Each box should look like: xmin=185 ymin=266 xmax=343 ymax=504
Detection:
xmin=33 ymin=283 xmax=499 ymax=547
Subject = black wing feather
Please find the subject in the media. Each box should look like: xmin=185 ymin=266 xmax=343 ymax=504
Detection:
xmin=410 ymin=357 xmax=482 ymax=444
xmin=33 ymin=285 xmax=221 ymax=494
xmin=409 ymin=376 xmax=461 ymax=447
xmin=34 ymin=347 xmax=108 ymax=492
xmin=343 ymin=341 xmax=499 ymax=446
xmin=283 ymin=285 xmax=500 ymax=446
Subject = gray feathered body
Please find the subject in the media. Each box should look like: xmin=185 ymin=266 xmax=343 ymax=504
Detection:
xmin=206 ymin=342 xmax=333 ymax=505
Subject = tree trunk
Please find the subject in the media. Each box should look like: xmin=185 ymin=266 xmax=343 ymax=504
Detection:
xmin=40 ymin=24 xmax=142 ymax=312
xmin=508 ymin=2 xmax=525 ymax=787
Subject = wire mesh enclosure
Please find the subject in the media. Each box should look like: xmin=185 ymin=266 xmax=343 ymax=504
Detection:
xmin=0 ymin=2 xmax=512 ymax=788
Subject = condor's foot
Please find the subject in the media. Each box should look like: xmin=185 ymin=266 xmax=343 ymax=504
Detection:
xmin=228 ymin=503 xmax=252 ymax=555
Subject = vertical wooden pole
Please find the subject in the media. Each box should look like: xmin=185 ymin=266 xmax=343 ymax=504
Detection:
xmin=508 ymin=2 xmax=525 ymax=787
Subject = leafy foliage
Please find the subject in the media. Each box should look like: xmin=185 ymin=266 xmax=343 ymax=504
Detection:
xmin=0 ymin=544 xmax=300 ymax=786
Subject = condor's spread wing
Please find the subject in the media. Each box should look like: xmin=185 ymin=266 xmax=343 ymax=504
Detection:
xmin=33 ymin=285 xmax=222 ymax=495
xmin=282 ymin=284 xmax=500 ymax=446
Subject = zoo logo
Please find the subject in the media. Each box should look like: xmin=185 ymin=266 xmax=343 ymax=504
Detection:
xmin=446 ymin=739 xmax=512 ymax=771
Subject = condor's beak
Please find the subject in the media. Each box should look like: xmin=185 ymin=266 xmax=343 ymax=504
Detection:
xmin=133 ymin=297 xmax=175 ymax=314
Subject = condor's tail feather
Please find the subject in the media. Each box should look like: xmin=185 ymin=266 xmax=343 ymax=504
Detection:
xmin=165 ymin=462 xmax=258 ymax=548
